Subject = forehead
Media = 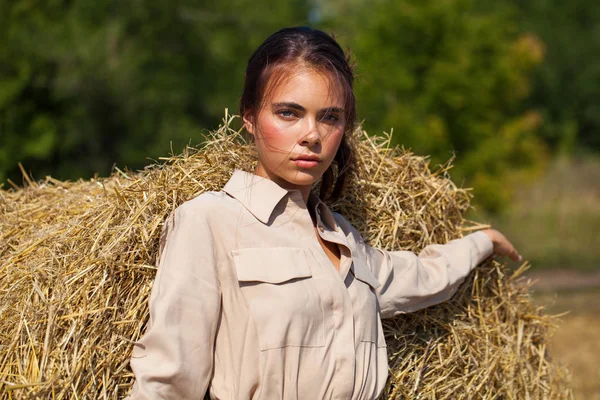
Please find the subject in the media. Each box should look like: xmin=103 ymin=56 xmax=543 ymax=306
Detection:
xmin=263 ymin=66 xmax=345 ymax=107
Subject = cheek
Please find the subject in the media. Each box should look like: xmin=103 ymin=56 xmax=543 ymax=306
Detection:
xmin=258 ymin=117 xmax=281 ymax=139
xmin=256 ymin=117 xmax=295 ymax=152
xmin=324 ymin=128 xmax=345 ymax=155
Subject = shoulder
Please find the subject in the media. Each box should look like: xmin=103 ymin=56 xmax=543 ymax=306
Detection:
xmin=161 ymin=191 xmax=244 ymax=252
xmin=174 ymin=190 xmax=241 ymax=223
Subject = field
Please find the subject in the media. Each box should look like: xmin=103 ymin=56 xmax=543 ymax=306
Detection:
xmin=470 ymin=155 xmax=600 ymax=271
xmin=532 ymin=285 xmax=600 ymax=399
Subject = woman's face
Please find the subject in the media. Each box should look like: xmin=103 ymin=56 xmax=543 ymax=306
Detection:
xmin=244 ymin=67 xmax=345 ymax=198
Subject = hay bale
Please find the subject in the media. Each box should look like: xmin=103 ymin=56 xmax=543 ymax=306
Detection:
xmin=0 ymin=114 xmax=572 ymax=399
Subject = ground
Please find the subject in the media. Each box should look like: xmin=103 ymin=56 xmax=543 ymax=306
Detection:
xmin=526 ymin=269 xmax=600 ymax=400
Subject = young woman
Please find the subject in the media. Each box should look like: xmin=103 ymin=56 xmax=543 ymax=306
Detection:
xmin=128 ymin=27 xmax=520 ymax=400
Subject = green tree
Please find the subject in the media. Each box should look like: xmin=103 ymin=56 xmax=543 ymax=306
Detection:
xmin=0 ymin=0 xmax=310 ymax=185
xmin=502 ymin=0 xmax=600 ymax=154
xmin=323 ymin=0 xmax=546 ymax=211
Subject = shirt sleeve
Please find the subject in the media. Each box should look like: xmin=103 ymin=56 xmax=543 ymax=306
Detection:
xmin=363 ymin=231 xmax=493 ymax=319
xmin=127 ymin=203 xmax=221 ymax=399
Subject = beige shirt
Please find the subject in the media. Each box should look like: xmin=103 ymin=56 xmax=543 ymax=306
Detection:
xmin=128 ymin=170 xmax=493 ymax=400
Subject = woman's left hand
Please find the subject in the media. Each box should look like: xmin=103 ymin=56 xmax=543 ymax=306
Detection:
xmin=481 ymin=229 xmax=522 ymax=262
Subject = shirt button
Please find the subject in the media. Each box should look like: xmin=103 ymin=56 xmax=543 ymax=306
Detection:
xmin=318 ymin=225 xmax=325 ymax=233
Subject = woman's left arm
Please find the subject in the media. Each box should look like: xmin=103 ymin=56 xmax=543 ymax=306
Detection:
xmin=361 ymin=229 xmax=520 ymax=319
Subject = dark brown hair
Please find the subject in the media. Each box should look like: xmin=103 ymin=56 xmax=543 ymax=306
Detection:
xmin=239 ymin=26 xmax=355 ymax=201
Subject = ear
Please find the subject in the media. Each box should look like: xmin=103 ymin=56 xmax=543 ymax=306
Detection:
xmin=243 ymin=113 xmax=255 ymax=136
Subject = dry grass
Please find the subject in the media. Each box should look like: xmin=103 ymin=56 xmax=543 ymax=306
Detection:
xmin=0 ymin=113 xmax=572 ymax=399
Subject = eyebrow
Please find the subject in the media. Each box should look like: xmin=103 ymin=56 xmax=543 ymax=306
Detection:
xmin=272 ymin=102 xmax=305 ymax=111
xmin=271 ymin=102 xmax=344 ymax=114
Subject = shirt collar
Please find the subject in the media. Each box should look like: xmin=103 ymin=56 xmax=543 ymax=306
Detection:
xmin=222 ymin=170 xmax=338 ymax=231
xmin=308 ymin=193 xmax=339 ymax=232
xmin=223 ymin=170 xmax=293 ymax=224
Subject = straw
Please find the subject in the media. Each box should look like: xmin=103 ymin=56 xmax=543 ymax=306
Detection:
xmin=0 ymin=113 xmax=572 ymax=399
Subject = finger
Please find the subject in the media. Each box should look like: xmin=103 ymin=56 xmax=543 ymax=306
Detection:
xmin=509 ymin=247 xmax=521 ymax=262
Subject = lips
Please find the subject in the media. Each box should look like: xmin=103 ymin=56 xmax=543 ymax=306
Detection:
xmin=292 ymin=154 xmax=321 ymax=168
xmin=293 ymin=154 xmax=320 ymax=162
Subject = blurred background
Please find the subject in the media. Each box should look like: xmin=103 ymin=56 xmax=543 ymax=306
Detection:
xmin=0 ymin=0 xmax=598 ymax=397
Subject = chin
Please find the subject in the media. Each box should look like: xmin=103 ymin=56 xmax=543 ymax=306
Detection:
xmin=286 ymin=174 xmax=319 ymax=186
xmin=281 ymin=170 xmax=322 ymax=188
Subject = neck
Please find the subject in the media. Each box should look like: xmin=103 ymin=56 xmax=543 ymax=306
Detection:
xmin=299 ymin=187 xmax=312 ymax=203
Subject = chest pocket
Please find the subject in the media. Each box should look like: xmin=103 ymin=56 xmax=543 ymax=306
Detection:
xmin=352 ymin=258 xmax=386 ymax=348
xmin=233 ymin=247 xmax=325 ymax=351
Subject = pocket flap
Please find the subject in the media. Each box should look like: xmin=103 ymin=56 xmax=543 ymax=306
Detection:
xmin=353 ymin=259 xmax=381 ymax=289
xmin=233 ymin=247 xmax=312 ymax=284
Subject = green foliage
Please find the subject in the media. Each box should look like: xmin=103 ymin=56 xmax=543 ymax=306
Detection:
xmin=324 ymin=0 xmax=547 ymax=211
xmin=0 ymin=0 xmax=310 ymax=184
xmin=1 ymin=0 xmax=596 ymax=214
xmin=504 ymin=0 xmax=600 ymax=154
xmin=470 ymin=0 xmax=600 ymax=210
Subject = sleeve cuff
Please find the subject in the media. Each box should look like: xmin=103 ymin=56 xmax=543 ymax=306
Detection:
xmin=466 ymin=230 xmax=494 ymax=264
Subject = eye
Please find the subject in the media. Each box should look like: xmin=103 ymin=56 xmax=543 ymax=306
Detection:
xmin=276 ymin=109 xmax=297 ymax=119
xmin=320 ymin=113 xmax=340 ymax=124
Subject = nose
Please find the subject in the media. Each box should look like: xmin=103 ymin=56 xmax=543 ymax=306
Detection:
xmin=299 ymin=120 xmax=321 ymax=147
